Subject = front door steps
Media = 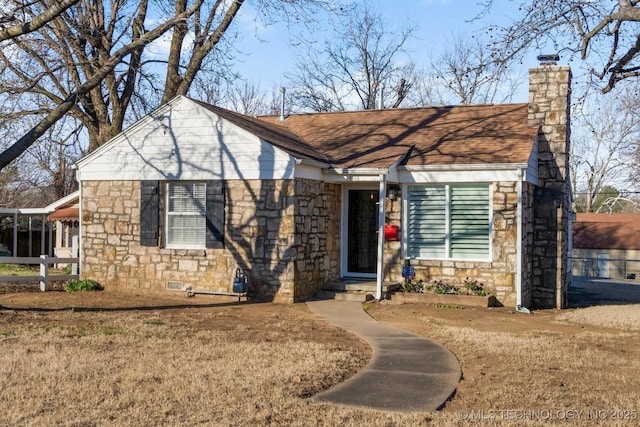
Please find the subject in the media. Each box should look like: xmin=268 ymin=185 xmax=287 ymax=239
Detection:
xmin=317 ymin=280 xmax=401 ymax=302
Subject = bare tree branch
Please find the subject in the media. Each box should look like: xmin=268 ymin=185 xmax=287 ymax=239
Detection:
xmin=0 ymin=0 xmax=80 ymax=42
xmin=571 ymin=86 xmax=640 ymax=211
xmin=483 ymin=1 xmax=640 ymax=93
xmin=0 ymin=1 xmax=205 ymax=170
xmin=0 ymin=0 xmax=334 ymax=171
xmin=288 ymin=5 xmax=415 ymax=112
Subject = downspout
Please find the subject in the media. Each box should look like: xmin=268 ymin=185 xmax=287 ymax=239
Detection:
xmin=376 ymin=174 xmax=387 ymax=300
xmin=516 ymin=168 xmax=525 ymax=310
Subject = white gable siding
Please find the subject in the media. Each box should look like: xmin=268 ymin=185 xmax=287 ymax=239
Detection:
xmin=76 ymin=96 xmax=296 ymax=182
xmin=398 ymin=168 xmax=524 ymax=183
xmin=526 ymin=139 xmax=539 ymax=185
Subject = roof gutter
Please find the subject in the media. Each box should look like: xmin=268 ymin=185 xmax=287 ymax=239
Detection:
xmin=400 ymin=163 xmax=529 ymax=172
xmin=323 ymin=167 xmax=390 ymax=177
xmin=0 ymin=207 xmax=53 ymax=215
xmin=295 ymin=157 xmax=331 ymax=168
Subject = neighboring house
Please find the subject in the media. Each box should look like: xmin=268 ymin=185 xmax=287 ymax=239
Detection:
xmin=46 ymin=191 xmax=80 ymax=261
xmin=75 ymin=63 xmax=572 ymax=308
xmin=572 ymin=213 xmax=640 ymax=280
xmin=0 ymin=191 xmax=79 ymax=259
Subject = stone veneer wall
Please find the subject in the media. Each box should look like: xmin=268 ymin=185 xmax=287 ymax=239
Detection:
xmin=81 ymin=178 xmax=341 ymax=303
xmin=519 ymin=182 xmax=535 ymax=308
xmin=291 ymin=179 xmax=342 ymax=301
xmin=528 ymin=65 xmax=572 ymax=309
xmin=383 ymin=196 xmax=403 ymax=281
xmin=384 ymin=181 xmax=521 ymax=306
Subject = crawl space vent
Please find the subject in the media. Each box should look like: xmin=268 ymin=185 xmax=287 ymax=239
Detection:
xmin=166 ymin=281 xmax=184 ymax=291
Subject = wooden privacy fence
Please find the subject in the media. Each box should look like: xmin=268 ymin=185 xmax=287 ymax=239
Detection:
xmin=0 ymin=255 xmax=79 ymax=291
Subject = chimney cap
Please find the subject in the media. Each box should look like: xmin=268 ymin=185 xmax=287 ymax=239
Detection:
xmin=537 ymin=54 xmax=560 ymax=65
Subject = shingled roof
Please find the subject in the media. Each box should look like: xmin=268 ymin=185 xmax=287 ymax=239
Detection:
xmin=257 ymin=103 xmax=538 ymax=169
xmin=196 ymin=100 xmax=539 ymax=170
xmin=573 ymin=213 xmax=640 ymax=250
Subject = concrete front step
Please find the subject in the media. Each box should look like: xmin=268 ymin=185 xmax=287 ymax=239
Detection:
xmin=316 ymin=290 xmax=376 ymax=302
xmin=317 ymin=281 xmax=402 ymax=301
xmin=323 ymin=281 xmax=401 ymax=293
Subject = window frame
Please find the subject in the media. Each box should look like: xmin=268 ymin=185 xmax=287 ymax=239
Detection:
xmin=403 ymin=183 xmax=492 ymax=261
xmin=165 ymin=181 xmax=208 ymax=249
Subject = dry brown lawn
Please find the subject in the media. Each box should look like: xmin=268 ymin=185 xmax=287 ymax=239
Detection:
xmin=1 ymin=290 xmax=639 ymax=426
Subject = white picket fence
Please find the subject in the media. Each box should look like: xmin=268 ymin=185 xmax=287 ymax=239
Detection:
xmin=0 ymin=255 xmax=79 ymax=291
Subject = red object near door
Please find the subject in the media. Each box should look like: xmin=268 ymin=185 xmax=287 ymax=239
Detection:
xmin=384 ymin=224 xmax=399 ymax=241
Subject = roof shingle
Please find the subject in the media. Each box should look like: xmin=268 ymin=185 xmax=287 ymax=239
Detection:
xmin=194 ymin=99 xmax=539 ymax=169
xmin=259 ymin=104 xmax=537 ymax=169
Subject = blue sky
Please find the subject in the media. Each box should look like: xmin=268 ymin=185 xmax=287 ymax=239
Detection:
xmin=230 ymin=0 xmax=545 ymax=103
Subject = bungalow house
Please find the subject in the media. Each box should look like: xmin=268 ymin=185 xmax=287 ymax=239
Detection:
xmin=75 ymin=63 xmax=572 ymax=309
xmin=572 ymin=213 xmax=640 ymax=280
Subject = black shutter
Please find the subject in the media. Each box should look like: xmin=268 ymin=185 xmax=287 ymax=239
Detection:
xmin=140 ymin=180 xmax=160 ymax=246
xmin=205 ymin=180 xmax=224 ymax=249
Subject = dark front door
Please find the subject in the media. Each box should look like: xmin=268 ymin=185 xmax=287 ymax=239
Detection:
xmin=347 ymin=189 xmax=379 ymax=275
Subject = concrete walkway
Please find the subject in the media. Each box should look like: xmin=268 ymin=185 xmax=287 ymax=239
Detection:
xmin=306 ymin=300 xmax=461 ymax=413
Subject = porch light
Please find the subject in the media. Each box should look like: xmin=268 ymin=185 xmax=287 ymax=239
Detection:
xmin=387 ymin=185 xmax=401 ymax=201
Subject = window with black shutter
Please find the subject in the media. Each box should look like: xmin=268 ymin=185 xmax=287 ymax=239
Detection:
xmin=154 ymin=180 xmax=225 ymax=249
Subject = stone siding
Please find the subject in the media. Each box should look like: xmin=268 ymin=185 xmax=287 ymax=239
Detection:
xmin=528 ymin=65 xmax=572 ymax=309
xmin=291 ymin=179 xmax=342 ymax=301
xmin=383 ymin=196 xmax=403 ymax=281
xmin=81 ymin=178 xmax=341 ymax=303
xmin=519 ymin=182 xmax=535 ymax=307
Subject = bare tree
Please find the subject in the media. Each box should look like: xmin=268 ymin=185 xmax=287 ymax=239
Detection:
xmin=288 ymin=5 xmax=416 ymax=112
xmin=0 ymin=166 xmax=32 ymax=208
xmin=228 ymin=81 xmax=270 ymax=115
xmin=428 ymin=33 xmax=524 ymax=105
xmin=0 ymin=111 xmax=83 ymax=203
xmin=0 ymin=0 xmax=207 ymax=170
xmin=594 ymin=193 xmax=640 ymax=214
xmin=191 ymin=72 xmax=231 ymax=107
xmin=25 ymin=121 xmax=84 ymax=201
xmin=481 ymin=0 xmax=640 ymax=93
xmin=0 ymin=0 xmax=332 ymax=170
xmin=571 ymin=85 xmax=640 ymax=212
xmin=0 ymin=0 xmax=80 ymax=42
xmin=401 ymin=67 xmax=443 ymax=108
xmin=634 ymin=143 xmax=640 ymax=190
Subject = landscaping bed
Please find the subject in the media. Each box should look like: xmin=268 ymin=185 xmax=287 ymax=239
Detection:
xmin=392 ymin=277 xmax=498 ymax=307
xmin=389 ymin=291 xmax=498 ymax=307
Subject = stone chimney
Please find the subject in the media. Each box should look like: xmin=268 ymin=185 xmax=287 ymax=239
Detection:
xmin=527 ymin=61 xmax=572 ymax=309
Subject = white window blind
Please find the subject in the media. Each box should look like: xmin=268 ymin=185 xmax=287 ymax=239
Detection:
xmin=407 ymin=186 xmax=446 ymax=258
xmin=450 ymin=185 xmax=490 ymax=259
xmin=167 ymin=182 xmax=206 ymax=247
xmin=408 ymin=184 xmax=490 ymax=260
